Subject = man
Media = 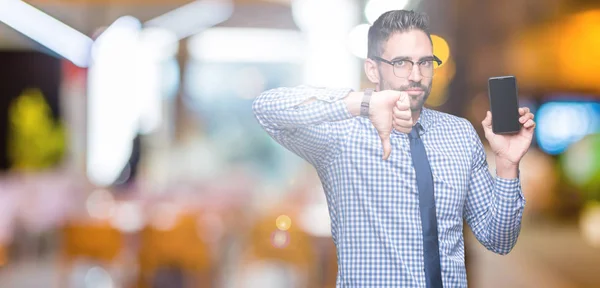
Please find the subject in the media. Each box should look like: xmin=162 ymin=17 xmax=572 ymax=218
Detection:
xmin=252 ymin=9 xmax=535 ymax=288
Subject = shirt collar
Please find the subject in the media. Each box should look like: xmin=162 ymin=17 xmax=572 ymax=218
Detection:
xmin=417 ymin=107 xmax=433 ymax=133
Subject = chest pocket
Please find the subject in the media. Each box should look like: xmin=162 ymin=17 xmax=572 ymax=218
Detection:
xmin=423 ymin=142 xmax=470 ymax=220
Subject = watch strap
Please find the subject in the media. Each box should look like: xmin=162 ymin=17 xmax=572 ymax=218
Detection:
xmin=360 ymin=88 xmax=374 ymax=118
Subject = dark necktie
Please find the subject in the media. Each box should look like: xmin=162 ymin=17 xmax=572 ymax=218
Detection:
xmin=408 ymin=126 xmax=443 ymax=288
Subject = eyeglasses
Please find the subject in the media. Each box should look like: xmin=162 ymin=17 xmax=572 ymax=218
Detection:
xmin=371 ymin=55 xmax=442 ymax=78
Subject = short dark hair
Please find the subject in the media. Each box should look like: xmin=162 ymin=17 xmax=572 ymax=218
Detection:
xmin=367 ymin=10 xmax=431 ymax=59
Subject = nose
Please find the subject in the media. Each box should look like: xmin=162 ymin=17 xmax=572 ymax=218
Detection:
xmin=407 ymin=64 xmax=422 ymax=82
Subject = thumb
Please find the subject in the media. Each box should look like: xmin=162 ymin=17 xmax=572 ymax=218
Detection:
xmin=481 ymin=111 xmax=493 ymax=136
xmin=379 ymin=132 xmax=392 ymax=160
xmin=398 ymin=92 xmax=409 ymax=104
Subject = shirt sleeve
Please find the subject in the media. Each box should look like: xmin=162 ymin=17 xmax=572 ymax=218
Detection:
xmin=252 ymin=85 xmax=356 ymax=169
xmin=463 ymin=123 xmax=526 ymax=255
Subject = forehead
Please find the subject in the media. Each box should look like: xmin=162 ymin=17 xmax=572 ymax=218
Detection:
xmin=381 ymin=29 xmax=433 ymax=59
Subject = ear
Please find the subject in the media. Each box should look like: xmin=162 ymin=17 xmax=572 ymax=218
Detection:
xmin=364 ymin=58 xmax=380 ymax=86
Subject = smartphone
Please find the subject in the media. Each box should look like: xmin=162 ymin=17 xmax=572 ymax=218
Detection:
xmin=488 ymin=76 xmax=521 ymax=134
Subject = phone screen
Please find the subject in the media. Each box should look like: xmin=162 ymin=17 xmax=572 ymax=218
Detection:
xmin=488 ymin=76 xmax=520 ymax=134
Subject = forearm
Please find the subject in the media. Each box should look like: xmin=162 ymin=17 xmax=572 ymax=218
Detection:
xmin=252 ymin=86 xmax=357 ymax=131
xmin=252 ymin=85 xmax=360 ymax=168
xmin=466 ymin=125 xmax=526 ymax=255
xmin=470 ymin=176 xmax=525 ymax=255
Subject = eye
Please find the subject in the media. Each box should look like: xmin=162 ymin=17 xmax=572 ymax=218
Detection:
xmin=419 ymin=60 xmax=433 ymax=67
xmin=393 ymin=60 xmax=407 ymax=67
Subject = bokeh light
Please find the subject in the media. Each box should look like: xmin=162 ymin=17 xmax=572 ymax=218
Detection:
xmin=84 ymin=266 xmax=115 ymax=288
xmin=508 ymin=10 xmax=600 ymax=93
xmin=150 ymin=202 xmax=180 ymax=231
xmin=86 ymin=189 xmax=116 ymax=220
xmin=536 ymin=101 xmax=600 ymax=155
xmin=347 ymin=23 xmax=370 ymax=59
xmin=555 ymin=10 xmax=600 ymax=91
xmin=426 ymin=57 xmax=455 ymax=108
xmin=275 ymin=215 xmax=292 ymax=231
xmin=137 ymin=27 xmax=179 ymax=62
xmin=580 ymin=202 xmax=600 ymax=248
xmin=298 ymin=203 xmax=332 ymax=237
xmin=109 ymin=201 xmax=144 ymax=233
xmin=431 ymin=34 xmax=450 ymax=67
xmin=424 ymin=34 xmax=453 ymax=108
xmin=364 ymin=0 xmax=411 ymax=24
xmin=292 ymin=0 xmax=356 ymax=32
xmin=561 ymin=133 xmax=600 ymax=200
xmin=271 ymin=230 xmax=290 ymax=249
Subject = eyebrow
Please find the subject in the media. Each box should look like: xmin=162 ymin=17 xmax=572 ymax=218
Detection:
xmin=390 ymin=55 xmax=435 ymax=62
xmin=390 ymin=56 xmax=411 ymax=62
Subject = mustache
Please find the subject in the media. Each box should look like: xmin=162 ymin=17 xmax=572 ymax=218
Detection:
xmin=399 ymin=82 xmax=427 ymax=91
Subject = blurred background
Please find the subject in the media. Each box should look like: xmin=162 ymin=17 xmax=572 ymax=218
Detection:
xmin=0 ymin=0 xmax=599 ymax=287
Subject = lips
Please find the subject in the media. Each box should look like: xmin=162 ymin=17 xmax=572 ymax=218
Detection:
xmin=405 ymin=89 xmax=423 ymax=95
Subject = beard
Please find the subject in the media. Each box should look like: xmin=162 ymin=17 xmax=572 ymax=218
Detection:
xmin=379 ymin=78 xmax=432 ymax=112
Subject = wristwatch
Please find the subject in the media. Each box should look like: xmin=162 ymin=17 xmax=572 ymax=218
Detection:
xmin=360 ymin=88 xmax=374 ymax=118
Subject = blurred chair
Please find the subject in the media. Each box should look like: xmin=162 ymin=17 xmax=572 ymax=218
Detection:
xmin=237 ymin=211 xmax=319 ymax=288
xmin=59 ymin=220 xmax=125 ymax=287
xmin=61 ymin=221 xmax=123 ymax=261
xmin=136 ymin=212 xmax=213 ymax=288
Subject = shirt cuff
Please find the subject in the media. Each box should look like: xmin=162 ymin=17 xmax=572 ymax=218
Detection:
xmin=310 ymin=87 xmax=354 ymax=122
xmin=494 ymin=176 xmax=525 ymax=201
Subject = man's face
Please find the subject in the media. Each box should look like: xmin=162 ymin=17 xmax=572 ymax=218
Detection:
xmin=377 ymin=30 xmax=434 ymax=112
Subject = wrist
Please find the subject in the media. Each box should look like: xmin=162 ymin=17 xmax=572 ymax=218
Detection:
xmin=344 ymin=91 xmax=364 ymax=117
xmin=495 ymin=156 xmax=519 ymax=179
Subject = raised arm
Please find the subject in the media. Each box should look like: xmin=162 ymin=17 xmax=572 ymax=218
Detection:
xmin=253 ymin=85 xmax=411 ymax=166
xmin=252 ymin=85 xmax=360 ymax=168
xmin=463 ymin=123 xmax=526 ymax=255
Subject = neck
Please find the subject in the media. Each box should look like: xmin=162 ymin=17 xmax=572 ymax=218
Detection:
xmin=412 ymin=108 xmax=422 ymax=126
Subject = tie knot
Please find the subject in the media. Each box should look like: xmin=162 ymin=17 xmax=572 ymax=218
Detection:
xmin=409 ymin=127 xmax=420 ymax=139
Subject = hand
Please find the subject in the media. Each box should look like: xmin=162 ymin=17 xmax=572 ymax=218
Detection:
xmin=482 ymin=107 xmax=536 ymax=165
xmin=392 ymin=96 xmax=413 ymax=134
xmin=369 ymin=90 xmax=410 ymax=160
